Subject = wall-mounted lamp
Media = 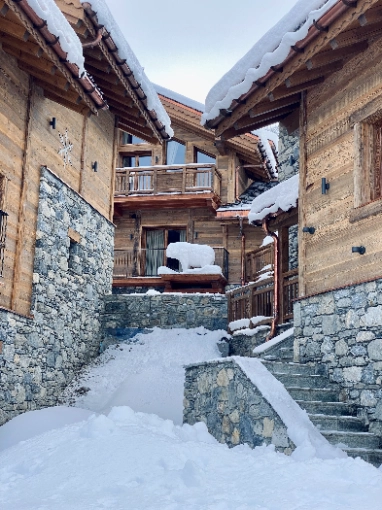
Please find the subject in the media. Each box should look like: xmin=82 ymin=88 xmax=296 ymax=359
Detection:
xmin=302 ymin=226 xmax=315 ymax=234
xmin=49 ymin=117 xmax=56 ymax=129
xmin=289 ymin=155 xmax=296 ymax=166
xmin=194 ymin=232 xmax=198 ymax=239
xmin=352 ymin=246 xmax=366 ymax=255
xmin=129 ymin=234 xmax=134 ymax=240
xmin=92 ymin=161 xmax=98 ymax=172
xmin=155 ymin=156 xmax=159 ymax=164
xmin=321 ymin=177 xmax=330 ymax=195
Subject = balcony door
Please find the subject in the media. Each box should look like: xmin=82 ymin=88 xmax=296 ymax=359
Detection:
xmin=145 ymin=228 xmax=186 ymax=276
xmin=195 ymin=149 xmax=215 ymax=187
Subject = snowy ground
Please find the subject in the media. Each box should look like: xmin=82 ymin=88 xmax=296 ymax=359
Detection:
xmin=1 ymin=327 xmax=382 ymax=509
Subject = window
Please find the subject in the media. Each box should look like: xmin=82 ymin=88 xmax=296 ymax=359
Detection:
xmin=122 ymin=154 xmax=152 ymax=167
xmin=166 ymin=140 xmax=186 ymax=165
xmin=121 ymin=154 xmax=153 ymax=191
xmin=194 ymin=148 xmax=216 ymax=187
xmin=121 ymin=131 xmax=147 ymax=145
xmin=144 ymin=228 xmax=186 ymax=276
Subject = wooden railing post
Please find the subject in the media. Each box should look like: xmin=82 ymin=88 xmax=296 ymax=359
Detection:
xmin=182 ymin=166 xmax=187 ymax=193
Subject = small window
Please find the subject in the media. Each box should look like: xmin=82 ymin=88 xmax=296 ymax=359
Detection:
xmin=121 ymin=131 xmax=147 ymax=145
xmin=194 ymin=149 xmax=216 ymax=188
xmin=166 ymin=140 xmax=186 ymax=165
xmin=195 ymin=149 xmax=216 ymax=165
xmin=122 ymin=154 xmax=152 ymax=168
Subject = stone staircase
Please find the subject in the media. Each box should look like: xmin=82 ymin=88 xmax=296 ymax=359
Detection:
xmin=259 ymin=346 xmax=382 ymax=467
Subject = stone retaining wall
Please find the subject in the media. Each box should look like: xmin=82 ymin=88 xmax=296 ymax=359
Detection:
xmin=102 ymin=293 xmax=228 ymax=342
xmin=184 ymin=359 xmax=294 ymax=453
xmin=294 ymin=279 xmax=382 ymax=434
xmin=0 ymin=168 xmax=114 ymax=425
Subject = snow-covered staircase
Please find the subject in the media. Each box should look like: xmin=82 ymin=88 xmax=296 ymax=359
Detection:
xmin=260 ymin=357 xmax=382 ymax=467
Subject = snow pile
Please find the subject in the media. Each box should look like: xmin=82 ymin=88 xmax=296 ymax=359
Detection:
xmin=62 ymin=327 xmax=225 ymax=424
xmin=229 ymin=315 xmax=271 ymax=332
xmin=158 ymin=265 xmax=223 ymax=276
xmin=2 ymin=405 xmax=382 ymax=510
xmin=248 ymin=173 xmax=299 ymax=223
xmin=80 ymin=0 xmax=173 ymax=137
xmin=232 ymin=325 xmax=270 ymax=337
xmin=203 ymin=0 xmax=338 ymax=124
xmin=166 ymin=242 xmax=215 ymax=271
xmin=254 ymin=327 xmax=294 ymax=354
xmin=154 ymin=83 xmax=204 ymax=112
xmin=261 ymin=234 xmax=274 ymax=246
xmin=235 ymin=357 xmax=345 ymax=460
xmin=27 ymin=0 xmax=85 ymax=73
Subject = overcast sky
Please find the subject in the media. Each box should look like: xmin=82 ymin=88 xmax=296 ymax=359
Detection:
xmin=105 ymin=0 xmax=298 ymax=103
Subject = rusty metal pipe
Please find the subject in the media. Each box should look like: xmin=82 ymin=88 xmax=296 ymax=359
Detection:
xmin=241 ymin=233 xmax=246 ymax=286
xmin=262 ymin=217 xmax=279 ymax=341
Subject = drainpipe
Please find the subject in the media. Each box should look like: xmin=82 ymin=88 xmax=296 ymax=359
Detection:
xmin=238 ymin=215 xmax=246 ymax=286
xmin=262 ymin=216 xmax=279 ymax=341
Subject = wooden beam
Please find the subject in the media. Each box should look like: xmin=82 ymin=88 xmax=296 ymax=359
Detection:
xmin=247 ymin=93 xmax=301 ymax=118
xmin=234 ymin=99 xmax=300 ymax=132
xmin=43 ymin=89 xmax=91 ymax=115
xmin=108 ymin=101 xmax=148 ymax=126
xmin=233 ymin=104 xmax=299 ymax=135
xmin=83 ymin=46 xmax=104 ymax=61
xmin=330 ymin=18 xmax=382 ymax=48
xmin=269 ymin=77 xmax=325 ymax=102
xmin=85 ymin=56 xmax=112 ymax=74
xmin=85 ymin=64 xmax=119 ymax=85
xmin=0 ymin=31 xmax=43 ymax=56
xmin=34 ymin=78 xmax=83 ymax=105
xmin=285 ymin=60 xmax=343 ymax=88
xmin=306 ymin=39 xmax=368 ymax=69
xmin=116 ymin=118 xmax=159 ymax=144
xmin=17 ymin=61 xmax=70 ymax=90
xmin=221 ymin=110 xmax=293 ymax=140
xmin=2 ymin=44 xmax=56 ymax=74
xmin=0 ymin=14 xmax=29 ymax=42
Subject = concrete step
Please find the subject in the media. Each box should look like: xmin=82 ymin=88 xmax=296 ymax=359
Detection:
xmin=296 ymin=400 xmax=357 ymax=416
xmin=261 ymin=360 xmax=320 ymax=376
xmin=280 ymin=347 xmax=293 ymax=361
xmin=322 ymin=430 xmax=381 ymax=450
xmin=273 ymin=373 xmax=330 ymax=388
xmin=309 ymin=414 xmax=368 ymax=433
xmin=344 ymin=447 xmax=382 ymax=468
xmin=287 ymin=387 xmax=340 ymax=402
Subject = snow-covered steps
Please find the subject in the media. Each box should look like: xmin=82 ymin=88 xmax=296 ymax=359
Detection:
xmin=345 ymin=447 xmax=382 ymax=466
xmin=287 ymin=387 xmax=340 ymax=402
xmin=321 ymin=431 xmax=381 ymax=450
xmin=297 ymin=400 xmax=356 ymax=416
xmin=309 ymin=414 xmax=368 ymax=433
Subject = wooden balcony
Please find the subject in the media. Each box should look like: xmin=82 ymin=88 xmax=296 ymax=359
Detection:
xmin=114 ymin=164 xmax=222 ymax=211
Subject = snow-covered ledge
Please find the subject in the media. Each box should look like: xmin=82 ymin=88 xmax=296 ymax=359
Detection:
xmin=184 ymin=357 xmax=345 ymax=460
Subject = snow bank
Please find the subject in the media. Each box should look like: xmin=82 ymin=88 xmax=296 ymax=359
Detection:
xmin=203 ymin=0 xmax=338 ymax=124
xmin=229 ymin=315 xmax=271 ymax=332
xmin=80 ymin=0 xmax=173 ymax=137
xmin=254 ymin=327 xmax=294 ymax=354
xmin=0 ymin=406 xmax=94 ymax=452
xmin=249 ymin=173 xmax=299 ymax=223
xmin=261 ymin=234 xmax=274 ymax=247
xmin=232 ymin=325 xmax=270 ymax=337
xmin=166 ymin=242 xmax=215 ymax=271
xmin=235 ymin=357 xmax=346 ymax=460
xmin=154 ymin=83 xmax=204 ymax=112
xmin=1 ymin=404 xmax=381 ymax=510
xmin=158 ymin=265 xmax=222 ymax=276
xmin=62 ymin=327 xmax=225 ymax=424
xmin=27 ymin=0 xmax=85 ymax=73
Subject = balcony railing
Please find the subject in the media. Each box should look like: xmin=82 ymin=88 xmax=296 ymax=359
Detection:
xmin=227 ymin=269 xmax=298 ymax=325
xmin=0 ymin=209 xmax=8 ymax=277
xmin=114 ymin=246 xmax=229 ymax=280
xmin=246 ymin=244 xmax=274 ymax=282
xmin=115 ymin=163 xmax=222 ymax=198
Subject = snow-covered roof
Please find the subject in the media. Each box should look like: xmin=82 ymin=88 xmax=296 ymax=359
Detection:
xmin=80 ymin=0 xmax=173 ymax=138
xmin=27 ymin=0 xmax=85 ymax=73
xmin=248 ymin=174 xmax=299 ymax=224
xmin=154 ymin=84 xmax=205 ymax=113
xmin=202 ymin=0 xmax=339 ymax=125
xmin=254 ymin=128 xmax=279 ymax=177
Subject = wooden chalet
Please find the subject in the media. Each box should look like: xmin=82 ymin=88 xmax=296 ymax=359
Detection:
xmin=0 ymin=0 xmax=170 ymax=317
xmin=112 ymin=87 xmax=279 ymax=293
xmin=203 ymin=0 xmax=382 ymax=332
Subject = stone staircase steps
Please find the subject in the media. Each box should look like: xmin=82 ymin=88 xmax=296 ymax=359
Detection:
xmin=321 ymin=430 xmax=381 ymax=450
xmin=287 ymin=387 xmax=340 ymax=402
xmin=344 ymin=448 xmax=382 ymax=467
xmin=297 ymin=400 xmax=357 ymax=416
xmin=272 ymin=373 xmax=332 ymax=389
xmin=309 ymin=414 xmax=368 ymax=433
xmin=261 ymin=360 xmax=321 ymax=376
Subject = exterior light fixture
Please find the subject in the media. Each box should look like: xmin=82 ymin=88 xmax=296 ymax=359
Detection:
xmin=321 ymin=177 xmax=330 ymax=194
xmin=92 ymin=161 xmax=98 ymax=172
xmin=302 ymin=226 xmax=315 ymax=234
xmin=352 ymin=246 xmax=366 ymax=255
xmin=194 ymin=232 xmax=198 ymax=239
xmin=49 ymin=117 xmax=56 ymax=129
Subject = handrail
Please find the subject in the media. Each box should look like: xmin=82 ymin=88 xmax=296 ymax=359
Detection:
xmin=0 ymin=209 xmax=8 ymax=277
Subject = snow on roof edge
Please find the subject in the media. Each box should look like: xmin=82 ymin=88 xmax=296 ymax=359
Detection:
xmin=202 ymin=0 xmax=338 ymax=125
xmin=248 ymin=174 xmax=299 ymax=224
xmin=79 ymin=0 xmax=173 ymax=138
xmin=26 ymin=0 xmax=85 ymax=73
xmin=154 ymin=84 xmax=205 ymax=113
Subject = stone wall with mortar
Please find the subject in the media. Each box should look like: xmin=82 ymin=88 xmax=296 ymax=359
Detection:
xmin=102 ymin=293 xmax=228 ymax=342
xmin=184 ymin=359 xmax=294 ymax=453
xmin=277 ymin=123 xmax=299 ymax=183
xmin=294 ymin=279 xmax=382 ymax=435
xmin=0 ymin=168 xmax=114 ymax=425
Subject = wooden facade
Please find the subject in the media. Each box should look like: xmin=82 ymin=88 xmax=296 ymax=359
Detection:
xmin=0 ymin=0 xmax=168 ymax=316
xmin=113 ymin=93 xmax=275 ymax=288
xmin=204 ymin=0 xmax=382 ymax=300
